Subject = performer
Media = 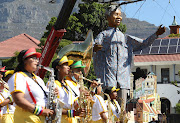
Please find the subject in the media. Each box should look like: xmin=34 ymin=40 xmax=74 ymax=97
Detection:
xmin=0 ymin=66 xmax=7 ymax=121
xmin=65 ymin=60 xmax=86 ymax=98
xmin=89 ymin=82 xmax=108 ymax=123
xmin=104 ymin=86 xmax=121 ymax=122
xmin=93 ymin=4 xmax=166 ymax=107
xmin=3 ymin=70 xmax=14 ymax=82
xmin=51 ymin=56 xmax=85 ymax=123
xmin=8 ymin=48 xmax=54 ymax=123
xmin=0 ymin=70 xmax=15 ymax=123
xmin=0 ymin=66 xmax=6 ymax=79
xmin=90 ymin=79 xmax=102 ymax=95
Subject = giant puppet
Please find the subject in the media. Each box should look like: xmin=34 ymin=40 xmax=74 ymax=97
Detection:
xmin=93 ymin=4 xmax=166 ymax=106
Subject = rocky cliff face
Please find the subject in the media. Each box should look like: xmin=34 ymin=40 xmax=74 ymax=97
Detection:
xmin=0 ymin=0 xmax=169 ymax=42
xmin=0 ymin=0 xmax=80 ymax=41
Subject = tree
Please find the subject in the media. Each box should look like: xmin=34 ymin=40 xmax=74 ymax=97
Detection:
xmin=2 ymin=52 xmax=19 ymax=70
xmin=86 ymin=60 xmax=96 ymax=80
xmin=175 ymin=103 xmax=180 ymax=114
xmin=64 ymin=2 xmax=108 ymax=41
xmin=63 ymin=2 xmax=126 ymax=41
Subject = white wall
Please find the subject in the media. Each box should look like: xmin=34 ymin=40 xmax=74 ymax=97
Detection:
xmin=156 ymin=65 xmax=180 ymax=82
xmin=133 ymin=64 xmax=180 ymax=83
xmin=157 ymin=84 xmax=180 ymax=112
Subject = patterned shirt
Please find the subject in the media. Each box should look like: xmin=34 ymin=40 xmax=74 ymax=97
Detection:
xmin=93 ymin=27 xmax=157 ymax=89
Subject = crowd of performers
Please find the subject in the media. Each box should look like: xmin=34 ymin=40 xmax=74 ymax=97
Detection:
xmin=0 ymin=3 xmax=166 ymax=123
xmin=0 ymin=47 xmax=123 ymax=123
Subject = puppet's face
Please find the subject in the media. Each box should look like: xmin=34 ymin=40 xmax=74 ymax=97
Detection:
xmin=107 ymin=9 xmax=122 ymax=28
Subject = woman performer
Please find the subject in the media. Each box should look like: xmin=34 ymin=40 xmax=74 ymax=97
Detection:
xmin=104 ymin=87 xmax=121 ymax=123
xmin=0 ymin=66 xmax=8 ymax=122
xmin=66 ymin=60 xmax=86 ymax=100
xmin=51 ymin=56 xmax=85 ymax=123
xmin=89 ymin=82 xmax=109 ymax=123
xmin=8 ymin=48 xmax=54 ymax=123
xmin=0 ymin=70 xmax=15 ymax=123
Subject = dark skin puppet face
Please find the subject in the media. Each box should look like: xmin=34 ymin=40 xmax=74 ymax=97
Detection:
xmin=107 ymin=8 xmax=122 ymax=28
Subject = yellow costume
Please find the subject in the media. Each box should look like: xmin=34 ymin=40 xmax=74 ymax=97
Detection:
xmin=105 ymin=99 xmax=121 ymax=122
xmin=0 ymin=89 xmax=15 ymax=123
xmin=91 ymin=95 xmax=108 ymax=123
xmin=47 ymin=78 xmax=79 ymax=123
xmin=8 ymin=72 xmax=48 ymax=123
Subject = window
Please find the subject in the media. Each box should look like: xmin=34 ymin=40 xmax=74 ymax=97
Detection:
xmin=161 ymin=68 xmax=169 ymax=83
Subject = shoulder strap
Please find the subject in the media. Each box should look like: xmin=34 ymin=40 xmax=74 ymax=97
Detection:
xmin=26 ymin=81 xmax=36 ymax=104
xmin=65 ymin=80 xmax=78 ymax=97
xmin=20 ymin=72 xmax=48 ymax=98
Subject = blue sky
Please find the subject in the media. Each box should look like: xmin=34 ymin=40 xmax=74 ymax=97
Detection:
xmin=119 ymin=0 xmax=180 ymax=28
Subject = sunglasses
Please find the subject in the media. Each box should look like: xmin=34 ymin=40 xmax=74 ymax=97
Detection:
xmin=29 ymin=56 xmax=38 ymax=60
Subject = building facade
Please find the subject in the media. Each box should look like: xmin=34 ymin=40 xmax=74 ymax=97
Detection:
xmin=133 ymin=17 xmax=180 ymax=114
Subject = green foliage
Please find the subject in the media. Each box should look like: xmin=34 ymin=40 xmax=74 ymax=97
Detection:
xmin=2 ymin=52 xmax=19 ymax=70
xmin=65 ymin=15 xmax=84 ymax=40
xmin=64 ymin=2 xmax=109 ymax=41
xmin=169 ymin=33 xmax=180 ymax=37
xmin=58 ymin=39 xmax=72 ymax=51
xmin=86 ymin=60 xmax=96 ymax=80
xmin=118 ymin=22 xmax=127 ymax=33
xmin=175 ymin=103 xmax=180 ymax=114
xmin=63 ymin=2 xmax=126 ymax=41
xmin=44 ymin=17 xmax=57 ymax=38
xmin=171 ymin=80 xmax=178 ymax=86
xmin=39 ymin=38 xmax=47 ymax=47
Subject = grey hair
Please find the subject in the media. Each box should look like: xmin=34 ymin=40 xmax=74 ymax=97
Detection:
xmin=105 ymin=4 xmax=121 ymax=18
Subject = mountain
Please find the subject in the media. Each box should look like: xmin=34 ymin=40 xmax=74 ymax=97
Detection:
xmin=121 ymin=13 xmax=169 ymax=38
xmin=0 ymin=0 xmax=80 ymax=42
xmin=0 ymin=0 xmax=169 ymax=42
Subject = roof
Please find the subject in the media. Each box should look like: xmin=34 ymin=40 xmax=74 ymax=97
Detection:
xmin=159 ymin=36 xmax=180 ymax=39
xmin=0 ymin=33 xmax=40 ymax=58
xmin=138 ymin=98 xmax=155 ymax=103
xmin=151 ymin=107 xmax=158 ymax=114
xmin=134 ymin=54 xmax=180 ymax=63
xmin=143 ymin=101 xmax=150 ymax=112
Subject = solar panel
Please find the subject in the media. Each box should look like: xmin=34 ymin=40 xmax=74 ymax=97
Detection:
xmin=169 ymin=39 xmax=178 ymax=45
xmin=168 ymin=46 xmax=177 ymax=54
xmin=133 ymin=50 xmax=141 ymax=55
xmin=177 ymin=46 xmax=180 ymax=53
xmin=133 ymin=38 xmax=180 ymax=55
xmin=150 ymin=47 xmax=159 ymax=54
xmin=141 ymin=46 xmax=150 ymax=54
xmin=161 ymin=39 xmax=169 ymax=46
xmin=152 ymin=39 xmax=161 ymax=46
xmin=159 ymin=46 xmax=168 ymax=54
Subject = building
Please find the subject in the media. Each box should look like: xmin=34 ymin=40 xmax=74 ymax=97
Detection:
xmin=136 ymin=95 xmax=161 ymax=123
xmin=132 ymin=73 xmax=161 ymax=123
xmin=133 ymin=16 xmax=180 ymax=114
xmin=134 ymin=73 xmax=157 ymax=98
xmin=0 ymin=33 xmax=40 ymax=66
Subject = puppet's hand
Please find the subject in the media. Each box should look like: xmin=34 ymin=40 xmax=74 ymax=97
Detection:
xmin=156 ymin=25 xmax=166 ymax=36
xmin=94 ymin=44 xmax=103 ymax=52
